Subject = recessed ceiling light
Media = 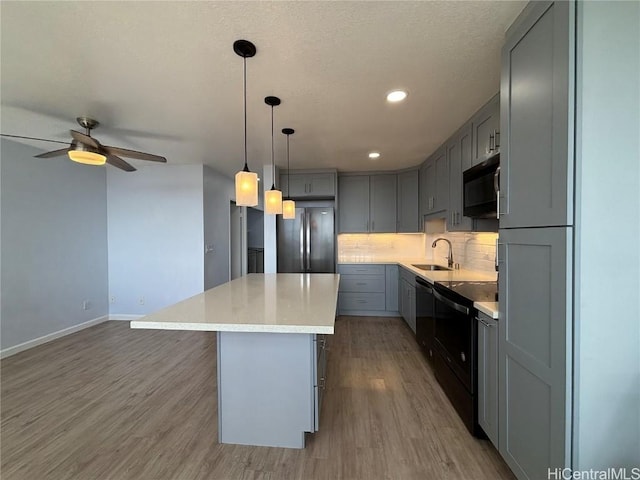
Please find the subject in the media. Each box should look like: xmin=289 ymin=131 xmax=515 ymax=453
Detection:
xmin=386 ymin=90 xmax=408 ymax=103
xmin=369 ymin=152 xmax=381 ymax=159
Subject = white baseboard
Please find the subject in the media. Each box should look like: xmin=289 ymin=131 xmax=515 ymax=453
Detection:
xmin=108 ymin=314 xmax=144 ymax=321
xmin=1 ymin=315 xmax=109 ymax=359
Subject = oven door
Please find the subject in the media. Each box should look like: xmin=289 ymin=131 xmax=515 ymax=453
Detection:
xmin=432 ymin=286 xmax=475 ymax=393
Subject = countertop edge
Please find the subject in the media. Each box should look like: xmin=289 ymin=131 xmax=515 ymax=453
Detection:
xmin=130 ymin=320 xmax=335 ymax=335
xmin=474 ymin=302 xmax=499 ymax=319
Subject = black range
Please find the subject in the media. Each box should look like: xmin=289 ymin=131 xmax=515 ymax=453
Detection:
xmin=417 ymin=278 xmax=497 ymax=436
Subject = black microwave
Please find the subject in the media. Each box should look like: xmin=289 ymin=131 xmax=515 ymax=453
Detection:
xmin=463 ymin=155 xmax=499 ymax=218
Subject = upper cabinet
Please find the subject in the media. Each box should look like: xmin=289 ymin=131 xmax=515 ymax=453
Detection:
xmin=280 ymin=172 xmax=336 ymax=199
xmin=499 ymin=1 xmax=573 ymax=229
xmin=397 ymin=170 xmax=420 ymax=232
xmin=472 ymin=93 xmax=500 ymax=166
xmin=338 ymin=175 xmax=370 ymax=233
xmin=447 ymin=122 xmax=474 ymax=231
xmin=369 ymin=174 xmax=397 ymax=233
xmin=338 ymin=174 xmax=397 ymax=233
xmin=420 ymin=146 xmax=449 ymax=217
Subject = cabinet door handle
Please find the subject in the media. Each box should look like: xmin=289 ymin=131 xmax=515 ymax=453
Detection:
xmin=308 ymin=183 xmax=312 ymax=193
xmin=456 ymin=212 xmax=460 ymax=224
xmin=476 ymin=317 xmax=495 ymax=328
xmin=489 ymin=133 xmax=495 ymax=152
xmin=319 ymin=376 xmax=326 ymax=389
xmin=494 ymin=130 xmax=500 ymax=149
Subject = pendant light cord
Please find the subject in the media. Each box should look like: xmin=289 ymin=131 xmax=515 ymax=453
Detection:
xmin=270 ymin=104 xmax=275 ymax=190
xmin=286 ymin=134 xmax=290 ymax=199
xmin=243 ymin=56 xmax=249 ymax=172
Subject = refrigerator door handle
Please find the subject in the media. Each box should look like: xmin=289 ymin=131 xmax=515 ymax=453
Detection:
xmin=306 ymin=212 xmax=311 ymax=271
xmin=300 ymin=212 xmax=305 ymax=272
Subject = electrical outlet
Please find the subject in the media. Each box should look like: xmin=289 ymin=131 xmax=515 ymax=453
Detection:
xmin=110 ymin=296 xmax=116 ymax=303
xmin=139 ymin=296 xmax=145 ymax=305
xmin=82 ymin=300 xmax=91 ymax=311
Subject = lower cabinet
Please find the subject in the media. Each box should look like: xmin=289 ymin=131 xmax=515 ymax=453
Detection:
xmin=398 ymin=267 xmax=416 ymax=334
xmin=477 ymin=311 xmax=499 ymax=446
xmin=338 ymin=264 xmax=399 ymax=315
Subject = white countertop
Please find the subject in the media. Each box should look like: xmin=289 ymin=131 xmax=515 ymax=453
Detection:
xmin=131 ymin=273 xmax=340 ymax=334
xmin=339 ymin=257 xmax=499 ymax=318
xmin=475 ymin=302 xmax=499 ymax=319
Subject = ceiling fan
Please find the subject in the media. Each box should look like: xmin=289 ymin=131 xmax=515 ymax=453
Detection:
xmin=1 ymin=117 xmax=167 ymax=172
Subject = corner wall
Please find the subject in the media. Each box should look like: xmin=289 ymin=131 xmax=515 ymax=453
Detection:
xmin=0 ymin=139 xmax=109 ymax=354
xmin=573 ymin=1 xmax=640 ymax=468
xmin=107 ymin=164 xmax=204 ymax=315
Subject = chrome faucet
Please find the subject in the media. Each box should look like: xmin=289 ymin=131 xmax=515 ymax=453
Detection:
xmin=432 ymin=237 xmax=454 ymax=268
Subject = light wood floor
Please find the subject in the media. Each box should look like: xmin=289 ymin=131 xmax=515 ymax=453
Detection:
xmin=1 ymin=317 xmax=515 ymax=480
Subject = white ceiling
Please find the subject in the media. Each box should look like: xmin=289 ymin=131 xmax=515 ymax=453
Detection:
xmin=1 ymin=1 xmax=525 ymax=177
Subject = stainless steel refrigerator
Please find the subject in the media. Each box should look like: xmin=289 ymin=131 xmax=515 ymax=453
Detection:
xmin=277 ymin=206 xmax=335 ymax=273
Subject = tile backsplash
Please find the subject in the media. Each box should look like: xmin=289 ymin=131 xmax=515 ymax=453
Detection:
xmin=337 ymin=234 xmax=425 ymax=261
xmin=337 ymin=231 xmax=498 ymax=273
xmin=426 ymin=232 xmax=498 ymax=273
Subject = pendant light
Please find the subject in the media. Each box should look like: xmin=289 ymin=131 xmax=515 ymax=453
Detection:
xmin=281 ymin=128 xmax=296 ymax=220
xmin=233 ymin=40 xmax=259 ymax=207
xmin=264 ymin=96 xmax=282 ymax=214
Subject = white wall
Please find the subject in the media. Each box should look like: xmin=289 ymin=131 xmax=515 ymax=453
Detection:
xmin=203 ymin=165 xmax=236 ymax=290
xmin=1 ymin=139 xmax=108 ymax=352
xmin=574 ymin=1 xmax=640 ymax=469
xmin=107 ymin=165 xmax=204 ymax=315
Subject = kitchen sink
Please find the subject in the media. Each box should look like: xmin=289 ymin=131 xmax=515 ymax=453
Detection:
xmin=412 ymin=264 xmax=452 ymax=271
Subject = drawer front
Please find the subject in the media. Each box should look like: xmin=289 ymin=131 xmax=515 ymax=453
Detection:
xmin=338 ymin=292 xmax=386 ymax=311
xmin=339 ymin=274 xmax=385 ymax=293
xmin=338 ymin=264 xmax=386 ymax=275
xmin=399 ymin=266 xmax=417 ymax=285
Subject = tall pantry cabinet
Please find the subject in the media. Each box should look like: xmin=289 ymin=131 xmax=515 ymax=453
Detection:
xmin=499 ymin=1 xmax=639 ymax=477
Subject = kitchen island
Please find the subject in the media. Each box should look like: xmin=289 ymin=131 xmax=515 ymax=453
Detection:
xmin=131 ymin=273 xmax=340 ymax=448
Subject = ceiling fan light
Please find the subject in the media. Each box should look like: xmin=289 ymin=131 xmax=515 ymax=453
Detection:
xmin=282 ymin=199 xmax=296 ymax=219
xmin=265 ymin=188 xmax=283 ymax=215
xmin=235 ymin=170 xmax=258 ymax=207
xmin=68 ymin=150 xmax=106 ymax=166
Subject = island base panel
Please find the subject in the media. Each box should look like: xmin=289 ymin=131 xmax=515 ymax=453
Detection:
xmin=217 ymin=331 xmax=315 ymax=449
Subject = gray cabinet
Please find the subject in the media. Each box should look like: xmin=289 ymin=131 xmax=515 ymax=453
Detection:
xmin=338 ymin=176 xmax=370 ymax=233
xmin=396 ymin=170 xmax=420 ymax=232
xmin=338 ymin=174 xmax=397 ymax=233
xmin=385 ymin=265 xmax=399 ymax=313
xmin=420 ymin=146 xmax=448 ymax=217
xmin=337 ymin=264 xmax=399 ymax=315
xmin=398 ymin=267 xmax=416 ymax=334
xmin=447 ymin=123 xmax=474 ymax=231
xmin=477 ymin=311 xmax=498 ymax=447
xmin=369 ymin=174 xmax=397 ymax=233
xmin=498 ymin=226 xmax=572 ymax=479
xmin=499 ymin=1 xmax=573 ymax=229
xmin=282 ymin=172 xmax=336 ymax=198
xmin=472 ymin=93 xmax=500 ymax=166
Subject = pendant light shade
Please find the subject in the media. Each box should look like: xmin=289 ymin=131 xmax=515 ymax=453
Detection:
xmin=281 ymin=127 xmax=296 ymax=220
xmin=282 ymin=199 xmax=296 ymax=219
xmin=264 ymin=96 xmax=282 ymax=215
xmin=233 ymin=40 xmax=258 ymax=207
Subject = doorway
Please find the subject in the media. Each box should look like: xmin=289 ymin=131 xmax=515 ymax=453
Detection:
xmin=229 ymin=202 xmax=243 ymax=280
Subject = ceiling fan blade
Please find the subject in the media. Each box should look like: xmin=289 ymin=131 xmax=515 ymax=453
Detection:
xmin=0 ymin=133 xmax=69 ymax=145
xmin=34 ymin=148 xmax=70 ymax=158
xmin=70 ymin=130 xmax=100 ymax=148
xmin=106 ymin=154 xmax=136 ymax=172
xmin=102 ymin=145 xmax=166 ymax=163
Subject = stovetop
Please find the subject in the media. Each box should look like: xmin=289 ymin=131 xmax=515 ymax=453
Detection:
xmin=434 ymin=280 xmax=498 ymax=307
